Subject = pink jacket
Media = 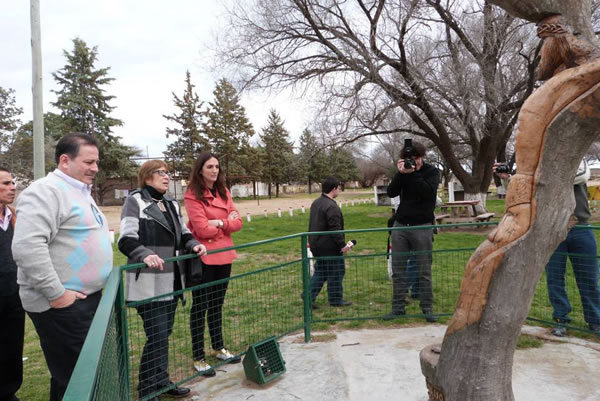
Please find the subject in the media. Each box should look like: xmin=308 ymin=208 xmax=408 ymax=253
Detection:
xmin=184 ymin=188 xmax=243 ymax=265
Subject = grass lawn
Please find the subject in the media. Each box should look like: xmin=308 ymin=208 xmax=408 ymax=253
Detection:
xmin=18 ymin=196 xmax=600 ymax=400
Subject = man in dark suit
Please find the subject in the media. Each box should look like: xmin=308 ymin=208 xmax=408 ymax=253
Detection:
xmin=308 ymin=176 xmax=353 ymax=308
xmin=0 ymin=166 xmax=22 ymax=401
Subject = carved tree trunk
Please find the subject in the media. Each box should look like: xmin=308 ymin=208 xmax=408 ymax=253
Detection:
xmin=420 ymin=2 xmax=600 ymax=400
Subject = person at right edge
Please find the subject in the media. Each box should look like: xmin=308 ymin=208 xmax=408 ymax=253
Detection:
xmin=384 ymin=139 xmax=440 ymax=322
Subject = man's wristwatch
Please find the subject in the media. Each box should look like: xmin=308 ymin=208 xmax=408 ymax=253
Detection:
xmin=218 ymin=219 xmax=224 ymax=228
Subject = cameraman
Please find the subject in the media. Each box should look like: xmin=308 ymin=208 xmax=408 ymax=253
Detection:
xmin=384 ymin=139 xmax=440 ymax=322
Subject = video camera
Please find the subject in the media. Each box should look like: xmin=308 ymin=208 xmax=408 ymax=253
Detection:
xmin=403 ymin=138 xmax=417 ymax=169
xmin=495 ymin=163 xmax=513 ymax=175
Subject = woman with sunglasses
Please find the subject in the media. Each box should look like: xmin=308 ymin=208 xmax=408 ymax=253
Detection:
xmin=184 ymin=152 xmax=243 ymax=376
xmin=118 ymin=160 xmax=206 ymax=401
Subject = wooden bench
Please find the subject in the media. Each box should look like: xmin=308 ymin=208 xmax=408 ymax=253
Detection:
xmin=475 ymin=212 xmax=495 ymax=222
xmin=435 ymin=214 xmax=450 ymax=224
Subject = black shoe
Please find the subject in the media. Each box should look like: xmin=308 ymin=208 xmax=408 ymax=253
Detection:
xmin=330 ymin=300 xmax=352 ymax=307
xmin=164 ymin=386 xmax=191 ymax=398
xmin=425 ymin=314 xmax=438 ymax=323
xmin=382 ymin=310 xmax=406 ymax=320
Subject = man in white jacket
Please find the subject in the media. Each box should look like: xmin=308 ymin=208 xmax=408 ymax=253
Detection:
xmin=12 ymin=133 xmax=112 ymax=401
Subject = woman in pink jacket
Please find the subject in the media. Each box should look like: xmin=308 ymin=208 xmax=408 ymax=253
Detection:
xmin=184 ymin=152 xmax=243 ymax=376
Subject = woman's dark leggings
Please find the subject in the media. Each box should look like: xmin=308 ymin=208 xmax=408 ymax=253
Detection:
xmin=190 ymin=263 xmax=232 ymax=361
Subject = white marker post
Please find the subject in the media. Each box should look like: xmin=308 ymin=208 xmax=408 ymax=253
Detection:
xmin=289 ymin=206 xmax=293 ymax=217
xmin=278 ymin=208 xmax=282 ymax=217
xmin=247 ymin=213 xmax=251 ymax=222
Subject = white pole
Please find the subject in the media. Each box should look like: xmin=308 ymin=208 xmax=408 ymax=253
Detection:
xmin=31 ymin=0 xmax=45 ymax=180
xmin=264 ymin=209 xmax=268 ymax=217
xmin=289 ymin=206 xmax=293 ymax=216
xmin=301 ymin=206 xmax=305 ymax=214
xmin=277 ymin=208 xmax=281 ymax=217
xmin=246 ymin=213 xmax=251 ymax=222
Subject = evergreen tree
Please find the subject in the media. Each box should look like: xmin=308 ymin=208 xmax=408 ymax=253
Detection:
xmin=52 ymin=38 xmax=122 ymax=138
xmin=297 ymin=128 xmax=328 ymax=193
xmin=235 ymin=143 xmax=264 ymax=194
xmin=163 ymin=70 xmax=208 ymax=179
xmin=8 ymin=113 xmax=63 ymax=182
xmin=52 ymin=38 xmax=140 ymax=204
xmin=203 ymin=79 xmax=254 ymax=185
xmin=0 ymin=87 xmax=22 ymax=161
xmin=259 ymin=109 xmax=294 ymax=197
xmin=326 ymin=147 xmax=360 ymax=190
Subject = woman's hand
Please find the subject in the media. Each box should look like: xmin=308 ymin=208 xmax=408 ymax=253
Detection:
xmin=143 ymin=254 xmax=165 ymax=270
xmin=193 ymin=244 xmax=207 ymax=256
xmin=228 ymin=211 xmax=239 ymax=220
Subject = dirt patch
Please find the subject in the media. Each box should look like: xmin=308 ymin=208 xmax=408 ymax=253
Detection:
xmin=101 ymin=190 xmax=374 ymax=232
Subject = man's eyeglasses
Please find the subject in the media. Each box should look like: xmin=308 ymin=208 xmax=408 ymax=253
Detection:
xmin=152 ymin=170 xmax=171 ymax=177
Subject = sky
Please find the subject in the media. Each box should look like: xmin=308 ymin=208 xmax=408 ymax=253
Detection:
xmin=1 ymin=0 xmax=310 ymax=158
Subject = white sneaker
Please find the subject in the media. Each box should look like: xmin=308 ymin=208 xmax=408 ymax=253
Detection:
xmin=193 ymin=359 xmax=216 ymax=376
xmin=215 ymin=348 xmax=241 ymax=363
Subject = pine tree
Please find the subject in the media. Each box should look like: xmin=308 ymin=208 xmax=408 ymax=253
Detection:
xmin=163 ymin=70 xmax=208 ymax=179
xmin=297 ymin=128 xmax=328 ymax=193
xmin=259 ymin=109 xmax=294 ymax=197
xmin=52 ymin=38 xmax=140 ymax=204
xmin=326 ymin=147 xmax=360 ymax=190
xmin=52 ymin=38 xmax=121 ymax=138
xmin=204 ymin=79 xmax=254 ymax=185
xmin=8 ymin=112 xmax=63 ymax=182
xmin=0 ymin=87 xmax=23 ymax=162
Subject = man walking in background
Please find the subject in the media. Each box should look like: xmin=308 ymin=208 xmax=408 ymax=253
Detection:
xmin=12 ymin=133 xmax=113 ymax=401
xmin=0 ymin=167 xmax=23 ymax=401
xmin=308 ymin=176 xmax=354 ymax=308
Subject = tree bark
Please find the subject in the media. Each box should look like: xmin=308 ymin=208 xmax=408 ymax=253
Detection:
xmin=421 ymin=61 xmax=600 ymax=400
xmin=420 ymin=3 xmax=600 ymax=397
xmin=488 ymin=0 xmax=596 ymax=41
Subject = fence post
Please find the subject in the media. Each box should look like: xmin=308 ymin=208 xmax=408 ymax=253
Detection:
xmin=116 ymin=268 xmax=131 ymax=400
xmin=301 ymin=233 xmax=312 ymax=343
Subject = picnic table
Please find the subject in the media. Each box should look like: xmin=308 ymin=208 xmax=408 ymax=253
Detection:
xmin=438 ymin=200 xmax=495 ymax=224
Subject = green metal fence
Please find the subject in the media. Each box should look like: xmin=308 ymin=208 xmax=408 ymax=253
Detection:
xmin=64 ymin=224 xmax=600 ymax=401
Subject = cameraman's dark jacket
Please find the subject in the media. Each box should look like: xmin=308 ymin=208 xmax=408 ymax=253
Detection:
xmin=387 ymin=163 xmax=440 ymax=225
xmin=308 ymin=194 xmax=346 ymax=256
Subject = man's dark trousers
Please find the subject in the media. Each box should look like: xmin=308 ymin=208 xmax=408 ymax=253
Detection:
xmin=390 ymin=224 xmax=434 ymax=313
xmin=27 ymin=291 xmax=102 ymax=401
xmin=310 ymin=257 xmax=346 ymax=305
xmin=0 ymin=293 xmax=25 ymax=401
